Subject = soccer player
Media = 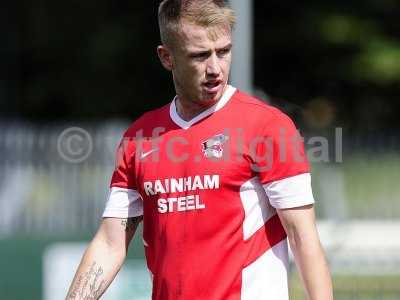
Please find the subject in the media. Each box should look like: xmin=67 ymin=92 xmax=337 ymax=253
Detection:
xmin=66 ymin=1 xmax=333 ymax=299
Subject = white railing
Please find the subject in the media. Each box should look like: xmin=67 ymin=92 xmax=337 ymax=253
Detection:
xmin=0 ymin=122 xmax=127 ymax=237
xmin=1 ymin=122 xmax=399 ymax=236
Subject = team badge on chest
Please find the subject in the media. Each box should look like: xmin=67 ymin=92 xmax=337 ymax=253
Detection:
xmin=202 ymin=134 xmax=229 ymax=159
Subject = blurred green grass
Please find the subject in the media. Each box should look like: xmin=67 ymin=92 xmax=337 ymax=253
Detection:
xmin=290 ymin=272 xmax=400 ymax=300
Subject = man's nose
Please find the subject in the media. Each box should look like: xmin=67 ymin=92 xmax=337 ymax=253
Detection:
xmin=206 ymin=54 xmax=221 ymax=76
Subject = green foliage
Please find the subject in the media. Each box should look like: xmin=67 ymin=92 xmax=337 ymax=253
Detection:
xmin=2 ymin=1 xmax=399 ymax=131
xmin=352 ymin=39 xmax=400 ymax=83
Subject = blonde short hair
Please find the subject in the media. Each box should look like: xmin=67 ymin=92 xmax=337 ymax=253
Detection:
xmin=158 ymin=0 xmax=236 ymax=47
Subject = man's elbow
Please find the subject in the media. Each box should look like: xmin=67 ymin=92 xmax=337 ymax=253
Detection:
xmin=284 ymin=223 xmax=322 ymax=256
xmin=92 ymin=220 xmax=132 ymax=258
xmin=285 ymin=224 xmax=302 ymax=253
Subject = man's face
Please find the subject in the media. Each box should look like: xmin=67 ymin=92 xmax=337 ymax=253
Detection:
xmin=161 ymin=20 xmax=233 ymax=106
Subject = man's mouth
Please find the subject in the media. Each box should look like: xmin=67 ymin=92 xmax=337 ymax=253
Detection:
xmin=203 ymin=81 xmax=222 ymax=93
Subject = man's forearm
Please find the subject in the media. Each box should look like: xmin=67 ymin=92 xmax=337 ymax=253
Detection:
xmin=277 ymin=206 xmax=333 ymax=300
xmin=67 ymin=260 xmax=108 ymax=300
xmin=66 ymin=238 xmax=123 ymax=299
xmin=290 ymin=234 xmax=333 ymax=300
xmin=66 ymin=217 xmax=141 ymax=300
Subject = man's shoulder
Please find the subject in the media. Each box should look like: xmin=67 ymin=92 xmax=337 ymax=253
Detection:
xmin=232 ymin=90 xmax=292 ymax=124
xmin=124 ymin=103 xmax=171 ymax=137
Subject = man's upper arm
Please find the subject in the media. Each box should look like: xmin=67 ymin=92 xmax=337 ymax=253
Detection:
xmin=254 ymin=109 xmax=318 ymax=240
xmin=98 ymin=128 xmax=144 ymax=252
xmin=276 ymin=205 xmax=316 ymax=229
xmin=103 ymin=131 xmax=144 ymax=219
xmin=97 ymin=217 xmax=143 ymax=252
xmin=276 ymin=205 xmax=320 ymax=248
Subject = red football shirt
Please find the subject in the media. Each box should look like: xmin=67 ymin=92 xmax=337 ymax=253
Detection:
xmin=103 ymin=85 xmax=314 ymax=300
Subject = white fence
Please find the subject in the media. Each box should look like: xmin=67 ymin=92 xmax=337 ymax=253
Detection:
xmin=0 ymin=122 xmax=126 ymax=236
xmin=0 ymin=122 xmax=399 ymax=236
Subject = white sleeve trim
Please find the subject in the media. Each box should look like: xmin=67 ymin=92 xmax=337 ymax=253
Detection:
xmin=102 ymin=187 xmax=143 ymax=218
xmin=263 ymin=173 xmax=315 ymax=209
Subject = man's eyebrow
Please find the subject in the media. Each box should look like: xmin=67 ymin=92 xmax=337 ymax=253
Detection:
xmin=188 ymin=43 xmax=232 ymax=56
xmin=217 ymin=43 xmax=232 ymax=50
xmin=188 ymin=49 xmax=212 ymax=56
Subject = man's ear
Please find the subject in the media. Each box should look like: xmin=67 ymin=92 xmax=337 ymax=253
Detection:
xmin=157 ymin=45 xmax=173 ymax=71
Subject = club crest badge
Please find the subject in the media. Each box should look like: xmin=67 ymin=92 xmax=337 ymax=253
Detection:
xmin=202 ymin=134 xmax=229 ymax=158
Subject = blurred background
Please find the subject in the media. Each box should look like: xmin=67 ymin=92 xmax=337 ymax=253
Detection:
xmin=1 ymin=0 xmax=399 ymax=299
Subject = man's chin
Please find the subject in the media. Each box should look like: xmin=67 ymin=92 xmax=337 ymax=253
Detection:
xmin=201 ymin=88 xmax=224 ymax=104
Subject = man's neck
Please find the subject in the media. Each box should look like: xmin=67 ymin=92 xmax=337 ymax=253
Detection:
xmin=175 ymin=86 xmax=227 ymax=122
xmin=175 ymin=98 xmax=216 ymax=121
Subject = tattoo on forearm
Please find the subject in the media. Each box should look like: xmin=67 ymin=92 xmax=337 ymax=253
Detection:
xmin=67 ymin=218 xmax=142 ymax=299
xmin=67 ymin=262 xmax=105 ymax=300
xmin=121 ymin=217 xmax=141 ymax=232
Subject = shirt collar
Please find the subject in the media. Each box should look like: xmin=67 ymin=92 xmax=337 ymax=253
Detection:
xmin=169 ymin=85 xmax=236 ymax=129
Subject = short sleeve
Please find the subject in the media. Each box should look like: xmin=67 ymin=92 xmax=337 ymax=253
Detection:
xmin=252 ymin=109 xmax=315 ymax=209
xmin=103 ymin=134 xmax=143 ymax=218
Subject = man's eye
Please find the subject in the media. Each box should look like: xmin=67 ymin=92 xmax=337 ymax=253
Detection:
xmin=218 ymin=49 xmax=230 ymax=56
xmin=192 ymin=53 xmax=208 ymax=59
